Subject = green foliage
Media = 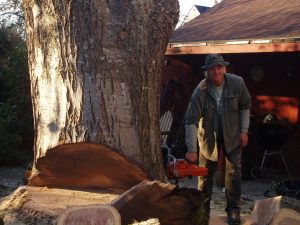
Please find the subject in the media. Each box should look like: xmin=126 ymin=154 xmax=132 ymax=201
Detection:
xmin=0 ymin=0 xmax=25 ymax=38
xmin=0 ymin=21 xmax=33 ymax=166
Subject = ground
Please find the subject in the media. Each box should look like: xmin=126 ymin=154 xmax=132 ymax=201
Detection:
xmin=178 ymin=176 xmax=271 ymax=218
xmin=0 ymin=167 xmax=26 ymax=198
xmin=0 ymin=167 xmax=274 ymax=225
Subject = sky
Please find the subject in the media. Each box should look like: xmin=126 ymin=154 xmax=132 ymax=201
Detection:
xmin=0 ymin=0 xmax=215 ymax=16
xmin=0 ymin=0 xmax=216 ymax=24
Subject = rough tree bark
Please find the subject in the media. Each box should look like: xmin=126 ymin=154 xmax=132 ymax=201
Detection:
xmin=22 ymin=0 xmax=179 ymax=182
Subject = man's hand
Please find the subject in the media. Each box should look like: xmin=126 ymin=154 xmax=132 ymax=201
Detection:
xmin=240 ymin=132 xmax=248 ymax=148
xmin=185 ymin=152 xmax=198 ymax=163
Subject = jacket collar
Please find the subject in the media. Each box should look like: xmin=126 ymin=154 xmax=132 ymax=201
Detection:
xmin=204 ymin=73 xmax=233 ymax=98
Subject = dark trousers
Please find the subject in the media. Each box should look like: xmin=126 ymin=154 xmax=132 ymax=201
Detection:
xmin=198 ymin=143 xmax=242 ymax=213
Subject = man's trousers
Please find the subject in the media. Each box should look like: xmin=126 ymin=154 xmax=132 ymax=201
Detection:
xmin=198 ymin=146 xmax=242 ymax=212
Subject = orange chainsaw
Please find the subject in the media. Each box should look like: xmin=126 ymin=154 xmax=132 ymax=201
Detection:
xmin=165 ymin=155 xmax=208 ymax=184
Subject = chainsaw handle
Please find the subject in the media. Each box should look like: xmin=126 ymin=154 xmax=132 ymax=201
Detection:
xmin=184 ymin=157 xmax=197 ymax=165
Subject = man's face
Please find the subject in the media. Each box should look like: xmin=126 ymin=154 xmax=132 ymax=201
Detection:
xmin=207 ymin=65 xmax=226 ymax=86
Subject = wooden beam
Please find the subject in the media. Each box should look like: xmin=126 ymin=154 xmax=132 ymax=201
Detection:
xmin=165 ymin=42 xmax=300 ymax=55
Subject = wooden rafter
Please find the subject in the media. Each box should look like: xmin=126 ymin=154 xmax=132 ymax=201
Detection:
xmin=166 ymin=42 xmax=300 ymax=55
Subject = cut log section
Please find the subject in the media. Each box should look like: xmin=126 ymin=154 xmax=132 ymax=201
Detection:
xmin=245 ymin=196 xmax=300 ymax=225
xmin=112 ymin=180 xmax=208 ymax=225
xmin=269 ymin=208 xmax=300 ymax=225
xmin=57 ymin=205 xmax=121 ymax=225
xmin=28 ymin=143 xmax=149 ymax=190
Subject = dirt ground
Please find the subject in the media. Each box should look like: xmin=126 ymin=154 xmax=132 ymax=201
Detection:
xmin=0 ymin=167 xmax=274 ymax=224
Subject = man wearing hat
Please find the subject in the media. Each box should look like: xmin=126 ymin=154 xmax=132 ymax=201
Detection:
xmin=185 ymin=54 xmax=251 ymax=224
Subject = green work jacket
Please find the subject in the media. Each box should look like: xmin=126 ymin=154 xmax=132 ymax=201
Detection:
xmin=185 ymin=73 xmax=251 ymax=161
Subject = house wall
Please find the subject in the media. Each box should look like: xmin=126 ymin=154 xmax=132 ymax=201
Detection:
xmin=181 ymin=6 xmax=200 ymax=26
xmin=163 ymin=52 xmax=300 ymax=177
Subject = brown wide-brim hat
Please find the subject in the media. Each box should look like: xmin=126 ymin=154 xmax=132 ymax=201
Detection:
xmin=201 ymin=54 xmax=229 ymax=69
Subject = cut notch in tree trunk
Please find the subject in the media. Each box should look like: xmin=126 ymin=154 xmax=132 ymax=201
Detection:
xmin=28 ymin=142 xmax=149 ymax=190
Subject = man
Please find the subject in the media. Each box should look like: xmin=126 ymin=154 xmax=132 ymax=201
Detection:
xmin=185 ymin=54 xmax=251 ymax=225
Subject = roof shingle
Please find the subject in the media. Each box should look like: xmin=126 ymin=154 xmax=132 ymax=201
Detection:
xmin=171 ymin=0 xmax=300 ymax=43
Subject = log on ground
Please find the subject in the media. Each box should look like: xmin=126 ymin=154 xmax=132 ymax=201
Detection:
xmin=112 ymin=180 xmax=208 ymax=225
xmin=0 ymin=186 xmax=119 ymax=225
xmin=269 ymin=208 xmax=300 ymax=225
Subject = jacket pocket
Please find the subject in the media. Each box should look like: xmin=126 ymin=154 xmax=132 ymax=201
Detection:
xmin=225 ymin=95 xmax=238 ymax=111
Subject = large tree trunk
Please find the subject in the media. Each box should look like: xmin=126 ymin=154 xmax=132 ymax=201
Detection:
xmin=23 ymin=0 xmax=179 ymax=182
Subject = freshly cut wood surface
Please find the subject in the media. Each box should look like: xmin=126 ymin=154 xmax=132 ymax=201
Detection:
xmin=29 ymin=143 xmax=149 ymax=190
